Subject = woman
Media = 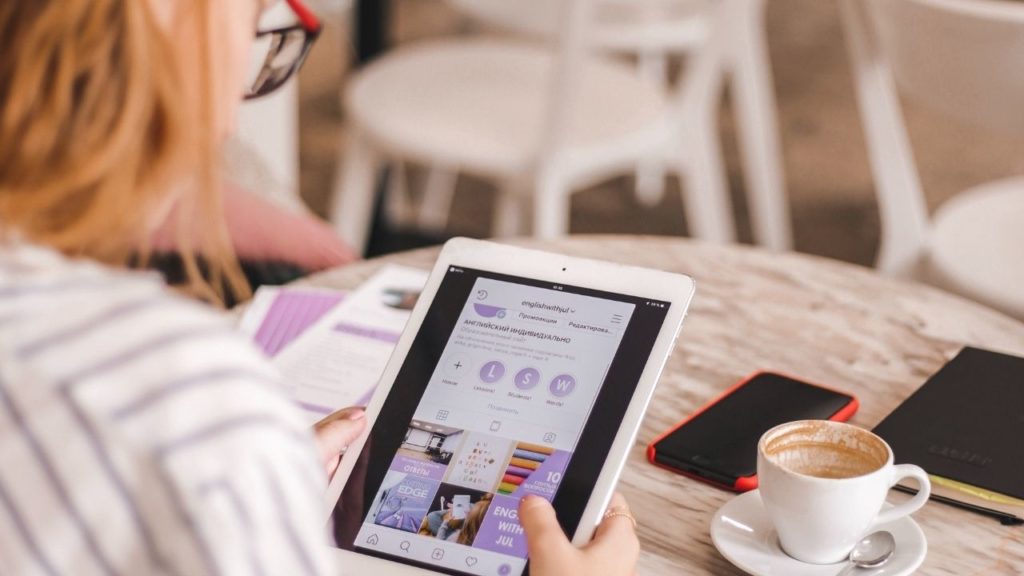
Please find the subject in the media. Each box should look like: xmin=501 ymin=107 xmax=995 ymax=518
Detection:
xmin=454 ymin=494 xmax=492 ymax=546
xmin=0 ymin=1 xmax=640 ymax=575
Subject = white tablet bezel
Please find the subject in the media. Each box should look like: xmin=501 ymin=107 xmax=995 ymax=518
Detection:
xmin=324 ymin=237 xmax=694 ymax=575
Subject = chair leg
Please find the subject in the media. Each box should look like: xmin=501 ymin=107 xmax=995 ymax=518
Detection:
xmin=494 ymin=182 xmax=525 ymax=238
xmin=838 ymin=0 xmax=928 ymax=276
xmin=635 ymin=51 xmax=670 ymax=207
xmin=384 ymin=160 xmax=414 ymax=227
xmin=417 ymin=165 xmax=459 ymax=232
xmin=669 ymin=0 xmax=733 ymax=243
xmin=533 ymin=172 xmax=570 ymax=239
xmin=330 ymin=127 xmax=380 ymax=256
xmin=681 ymin=111 xmax=735 ymax=243
xmin=728 ymin=0 xmax=792 ymax=250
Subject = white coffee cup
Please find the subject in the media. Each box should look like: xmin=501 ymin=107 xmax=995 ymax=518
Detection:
xmin=757 ymin=420 xmax=931 ymax=564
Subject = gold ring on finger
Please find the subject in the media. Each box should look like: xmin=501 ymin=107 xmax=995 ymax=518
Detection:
xmin=602 ymin=506 xmax=637 ymax=529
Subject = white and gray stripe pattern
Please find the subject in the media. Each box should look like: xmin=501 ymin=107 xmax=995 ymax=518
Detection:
xmin=0 ymin=244 xmax=334 ymax=576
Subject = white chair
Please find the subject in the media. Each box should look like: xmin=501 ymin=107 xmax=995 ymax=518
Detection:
xmin=839 ymin=0 xmax=1024 ymax=319
xmin=447 ymin=0 xmax=791 ymax=248
xmin=447 ymin=0 xmax=712 ymax=92
xmin=331 ymin=0 xmax=790 ymax=254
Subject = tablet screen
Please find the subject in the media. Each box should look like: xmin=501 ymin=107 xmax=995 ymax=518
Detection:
xmin=331 ymin=265 xmax=670 ymax=576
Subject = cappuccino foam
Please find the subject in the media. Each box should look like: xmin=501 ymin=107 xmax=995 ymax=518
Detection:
xmin=762 ymin=421 xmax=888 ymax=479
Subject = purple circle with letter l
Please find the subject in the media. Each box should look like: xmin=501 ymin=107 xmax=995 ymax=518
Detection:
xmin=479 ymin=360 xmax=506 ymax=383
xmin=497 ymin=564 xmax=512 ymax=576
xmin=513 ymin=367 xmax=541 ymax=390
xmin=548 ymin=374 xmax=576 ymax=397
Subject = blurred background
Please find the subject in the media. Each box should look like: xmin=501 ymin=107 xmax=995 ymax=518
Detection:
xmin=232 ymin=0 xmax=1024 ymax=317
xmin=286 ymin=0 xmax=1023 ymax=266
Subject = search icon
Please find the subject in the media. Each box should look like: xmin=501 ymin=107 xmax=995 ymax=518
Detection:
xmin=399 ymin=541 xmax=411 ymax=552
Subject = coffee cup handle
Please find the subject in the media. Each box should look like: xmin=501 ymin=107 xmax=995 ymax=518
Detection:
xmin=875 ymin=464 xmax=931 ymax=525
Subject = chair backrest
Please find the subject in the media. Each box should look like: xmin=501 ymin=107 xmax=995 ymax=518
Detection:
xmin=867 ymin=0 xmax=1024 ymax=137
xmin=447 ymin=0 xmax=711 ymax=54
xmin=523 ymin=0 xmax=727 ymax=172
xmin=840 ymin=0 xmax=1024 ymax=276
xmin=444 ymin=0 xmax=726 ymax=153
xmin=441 ymin=0 xmax=713 ymax=167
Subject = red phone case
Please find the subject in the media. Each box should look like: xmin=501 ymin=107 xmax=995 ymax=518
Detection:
xmin=646 ymin=371 xmax=859 ymax=492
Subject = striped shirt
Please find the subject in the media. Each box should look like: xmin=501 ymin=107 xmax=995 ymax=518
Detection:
xmin=0 ymin=244 xmax=334 ymax=576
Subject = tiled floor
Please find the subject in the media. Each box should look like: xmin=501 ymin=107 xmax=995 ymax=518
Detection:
xmin=297 ymin=0 xmax=1024 ymax=267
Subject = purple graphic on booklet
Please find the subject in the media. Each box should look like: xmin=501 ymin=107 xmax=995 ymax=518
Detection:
xmin=253 ymin=291 xmax=345 ymax=357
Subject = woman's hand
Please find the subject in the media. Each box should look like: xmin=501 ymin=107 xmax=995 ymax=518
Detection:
xmin=312 ymin=407 xmax=366 ymax=481
xmin=520 ymin=492 xmax=640 ymax=576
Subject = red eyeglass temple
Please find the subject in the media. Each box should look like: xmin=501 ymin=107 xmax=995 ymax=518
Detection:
xmin=286 ymin=0 xmax=321 ymax=33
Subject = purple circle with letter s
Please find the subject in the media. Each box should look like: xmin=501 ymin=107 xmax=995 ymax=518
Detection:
xmin=513 ymin=367 xmax=541 ymax=390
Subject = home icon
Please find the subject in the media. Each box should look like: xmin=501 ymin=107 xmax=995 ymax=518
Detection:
xmin=366 ymin=534 xmax=380 ymax=546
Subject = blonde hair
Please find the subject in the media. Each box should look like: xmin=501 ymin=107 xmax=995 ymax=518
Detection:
xmin=0 ymin=1 xmax=249 ymax=304
xmin=456 ymin=494 xmax=493 ymax=546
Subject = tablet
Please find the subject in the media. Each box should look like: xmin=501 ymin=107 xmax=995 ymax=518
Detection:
xmin=326 ymin=238 xmax=694 ymax=576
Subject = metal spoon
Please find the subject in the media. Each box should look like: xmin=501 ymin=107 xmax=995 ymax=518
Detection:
xmin=836 ymin=531 xmax=896 ymax=575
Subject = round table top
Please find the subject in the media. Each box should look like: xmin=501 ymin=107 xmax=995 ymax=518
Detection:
xmin=301 ymin=235 xmax=1024 ymax=575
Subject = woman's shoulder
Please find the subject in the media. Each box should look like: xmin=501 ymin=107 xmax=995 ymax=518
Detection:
xmin=0 ymin=243 xmax=308 ymax=447
xmin=0 ymin=243 xmax=207 ymax=325
xmin=0 ymin=244 xmax=237 ymax=372
xmin=0 ymin=245 xmax=329 ymax=575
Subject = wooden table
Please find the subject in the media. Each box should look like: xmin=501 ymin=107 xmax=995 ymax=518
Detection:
xmin=300 ymin=236 xmax=1024 ymax=574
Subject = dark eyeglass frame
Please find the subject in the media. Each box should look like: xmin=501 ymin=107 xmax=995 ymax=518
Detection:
xmin=244 ymin=0 xmax=322 ymax=100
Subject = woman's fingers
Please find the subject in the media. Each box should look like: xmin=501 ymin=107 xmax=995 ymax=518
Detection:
xmin=593 ymin=493 xmax=635 ymax=538
xmin=314 ymin=406 xmax=365 ymax=430
xmin=584 ymin=493 xmax=640 ymax=569
xmin=313 ymin=407 xmax=366 ymax=479
xmin=519 ymin=495 xmax=573 ymax=561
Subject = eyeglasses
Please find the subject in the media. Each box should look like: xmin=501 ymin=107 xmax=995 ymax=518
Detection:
xmin=244 ymin=0 xmax=322 ymax=100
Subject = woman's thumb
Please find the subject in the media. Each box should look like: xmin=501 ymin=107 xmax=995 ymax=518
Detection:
xmin=519 ymin=495 xmax=572 ymax=559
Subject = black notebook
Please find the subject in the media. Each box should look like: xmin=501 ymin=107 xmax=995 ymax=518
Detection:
xmin=873 ymin=346 xmax=1024 ymax=524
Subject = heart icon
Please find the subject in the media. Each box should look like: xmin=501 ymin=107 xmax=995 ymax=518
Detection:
xmin=465 ymin=557 xmax=478 ymax=566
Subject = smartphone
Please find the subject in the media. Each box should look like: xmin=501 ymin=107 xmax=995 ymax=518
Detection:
xmin=647 ymin=371 xmax=858 ymax=491
xmin=450 ymin=495 xmax=471 ymax=520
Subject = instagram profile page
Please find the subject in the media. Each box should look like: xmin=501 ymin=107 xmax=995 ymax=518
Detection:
xmin=355 ymin=277 xmax=635 ymax=575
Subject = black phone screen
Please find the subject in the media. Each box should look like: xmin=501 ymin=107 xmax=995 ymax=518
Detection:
xmin=651 ymin=373 xmax=855 ymax=484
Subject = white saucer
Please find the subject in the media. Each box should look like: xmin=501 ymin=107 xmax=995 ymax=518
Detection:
xmin=711 ymin=490 xmax=927 ymax=576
